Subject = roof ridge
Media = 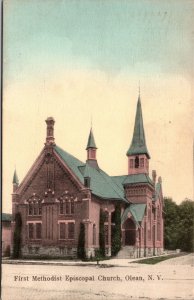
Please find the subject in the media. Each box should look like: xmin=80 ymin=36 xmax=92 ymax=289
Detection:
xmin=55 ymin=145 xmax=85 ymax=166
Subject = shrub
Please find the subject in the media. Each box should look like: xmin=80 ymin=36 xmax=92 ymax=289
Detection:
xmin=77 ymin=222 xmax=86 ymax=259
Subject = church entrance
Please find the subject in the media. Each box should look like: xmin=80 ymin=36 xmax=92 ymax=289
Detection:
xmin=124 ymin=218 xmax=136 ymax=246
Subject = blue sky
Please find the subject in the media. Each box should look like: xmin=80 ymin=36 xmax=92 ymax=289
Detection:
xmin=4 ymin=0 xmax=194 ymax=83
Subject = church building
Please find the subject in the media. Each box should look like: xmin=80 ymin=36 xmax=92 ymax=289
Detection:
xmin=11 ymin=94 xmax=164 ymax=258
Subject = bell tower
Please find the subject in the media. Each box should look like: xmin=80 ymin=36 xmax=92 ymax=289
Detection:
xmin=126 ymin=93 xmax=150 ymax=175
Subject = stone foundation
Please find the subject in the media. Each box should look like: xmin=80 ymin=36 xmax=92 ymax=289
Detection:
xmin=21 ymin=245 xmax=77 ymax=258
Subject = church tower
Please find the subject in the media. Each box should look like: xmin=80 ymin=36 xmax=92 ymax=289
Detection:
xmin=126 ymin=93 xmax=150 ymax=175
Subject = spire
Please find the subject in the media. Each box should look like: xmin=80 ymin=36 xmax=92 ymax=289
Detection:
xmin=86 ymin=128 xmax=97 ymax=150
xmin=127 ymin=94 xmax=150 ymax=158
xmin=13 ymin=169 xmax=19 ymax=185
xmin=86 ymin=127 xmax=98 ymax=168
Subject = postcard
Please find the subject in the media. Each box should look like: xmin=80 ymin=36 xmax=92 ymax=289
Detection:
xmin=2 ymin=0 xmax=194 ymax=299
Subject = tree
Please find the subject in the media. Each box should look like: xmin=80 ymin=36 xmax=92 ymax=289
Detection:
xmin=111 ymin=204 xmax=121 ymax=256
xmin=164 ymin=197 xmax=194 ymax=252
xmin=177 ymin=199 xmax=194 ymax=252
xmin=99 ymin=209 xmax=105 ymax=256
xmin=77 ymin=222 xmax=86 ymax=259
xmin=12 ymin=212 xmax=22 ymax=258
xmin=164 ymin=197 xmax=180 ymax=250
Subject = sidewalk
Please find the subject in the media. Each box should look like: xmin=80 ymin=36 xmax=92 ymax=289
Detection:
xmin=2 ymin=252 xmax=175 ymax=267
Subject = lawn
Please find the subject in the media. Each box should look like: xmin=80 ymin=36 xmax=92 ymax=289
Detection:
xmin=132 ymin=252 xmax=188 ymax=264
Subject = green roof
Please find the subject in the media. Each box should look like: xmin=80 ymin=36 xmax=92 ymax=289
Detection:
xmin=121 ymin=204 xmax=146 ymax=225
xmin=2 ymin=213 xmax=12 ymax=222
xmin=86 ymin=128 xmax=97 ymax=149
xmin=54 ymin=145 xmax=85 ymax=183
xmin=127 ymin=96 xmax=150 ymax=158
xmin=112 ymin=174 xmax=153 ymax=186
xmin=123 ymin=174 xmax=153 ymax=186
xmin=111 ymin=175 xmax=127 ymax=191
xmin=13 ymin=169 xmax=19 ymax=184
xmin=54 ymin=145 xmax=127 ymax=202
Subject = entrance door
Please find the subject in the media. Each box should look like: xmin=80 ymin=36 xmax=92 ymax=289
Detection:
xmin=124 ymin=219 xmax=136 ymax=246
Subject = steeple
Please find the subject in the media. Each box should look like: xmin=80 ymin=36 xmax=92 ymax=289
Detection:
xmin=127 ymin=94 xmax=150 ymax=175
xmin=127 ymin=95 xmax=150 ymax=158
xmin=86 ymin=128 xmax=98 ymax=168
xmin=13 ymin=169 xmax=19 ymax=192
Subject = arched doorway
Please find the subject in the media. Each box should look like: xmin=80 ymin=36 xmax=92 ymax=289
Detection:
xmin=124 ymin=218 xmax=136 ymax=245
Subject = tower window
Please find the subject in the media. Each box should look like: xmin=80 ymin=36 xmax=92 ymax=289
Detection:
xmin=135 ymin=156 xmax=139 ymax=168
xmin=130 ymin=159 xmax=134 ymax=168
xmin=90 ymin=149 xmax=96 ymax=159
xmin=140 ymin=158 xmax=144 ymax=168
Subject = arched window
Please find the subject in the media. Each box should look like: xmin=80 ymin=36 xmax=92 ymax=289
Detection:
xmin=135 ymin=156 xmax=139 ymax=168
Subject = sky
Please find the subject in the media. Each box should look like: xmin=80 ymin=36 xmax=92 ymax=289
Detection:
xmin=3 ymin=0 xmax=194 ymax=213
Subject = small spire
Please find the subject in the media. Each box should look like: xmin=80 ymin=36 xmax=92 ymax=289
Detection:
xmin=86 ymin=128 xmax=97 ymax=150
xmin=138 ymin=81 xmax=140 ymax=97
xmin=13 ymin=169 xmax=19 ymax=185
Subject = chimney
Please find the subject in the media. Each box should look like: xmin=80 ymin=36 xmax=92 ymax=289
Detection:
xmin=45 ymin=117 xmax=55 ymax=146
xmin=152 ymin=170 xmax=157 ymax=186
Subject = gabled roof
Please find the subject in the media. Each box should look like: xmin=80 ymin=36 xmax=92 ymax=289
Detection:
xmin=86 ymin=128 xmax=97 ymax=149
xmin=112 ymin=174 xmax=153 ymax=186
xmin=2 ymin=213 xmax=12 ymax=222
xmin=54 ymin=145 xmax=85 ymax=183
xmin=127 ymin=96 xmax=150 ymax=158
xmin=121 ymin=203 xmax=146 ymax=225
xmin=54 ymin=145 xmax=127 ymax=202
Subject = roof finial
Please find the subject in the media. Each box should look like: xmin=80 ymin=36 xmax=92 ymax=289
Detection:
xmin=91 ymin=114 xmax=93 ymax=129
xmin=138 ymin=80 xmax=140 ymax=97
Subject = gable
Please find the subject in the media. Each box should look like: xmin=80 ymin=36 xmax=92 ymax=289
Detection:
xmin=16 ymin=147 xmax=84 ymax=199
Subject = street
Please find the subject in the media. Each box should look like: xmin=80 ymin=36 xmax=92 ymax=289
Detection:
xmin=1 ymin=254 xmax=194 ymax=300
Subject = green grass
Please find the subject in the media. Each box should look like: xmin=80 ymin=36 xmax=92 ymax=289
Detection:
xmin=132 ymin=253 xmax=188 ymax=265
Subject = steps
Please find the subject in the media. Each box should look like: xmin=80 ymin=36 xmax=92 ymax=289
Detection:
xmin=117 ymin=246 xmax=137 ymax=259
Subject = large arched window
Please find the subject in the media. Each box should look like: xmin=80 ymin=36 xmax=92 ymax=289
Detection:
xmin=27 ymin=195 xmax=42 ymax=216
xmin=58 ymin=193 xmax=76 ymax=215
